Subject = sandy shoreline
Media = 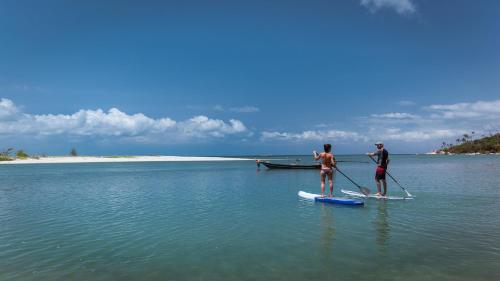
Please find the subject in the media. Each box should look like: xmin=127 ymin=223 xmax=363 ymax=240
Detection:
xmin=0 ymin=156 xmax=254 ymax=165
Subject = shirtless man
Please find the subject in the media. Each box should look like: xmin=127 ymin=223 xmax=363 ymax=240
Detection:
xmin=313 ymin=144 xmax=337 ymax=197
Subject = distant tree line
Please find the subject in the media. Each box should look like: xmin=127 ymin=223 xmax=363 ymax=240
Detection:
xmin=439 ymin=132 xmax=500 ymax=154
xmin=0 ymin=148 xmax=14 ymax=161
xmin=0 ymin=148 xmax=79 ymax=161
xmin=0 ymin=148 xmax=31 ymax=161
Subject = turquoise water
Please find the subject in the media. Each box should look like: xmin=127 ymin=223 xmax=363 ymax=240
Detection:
xmin=1 ymin=155 xmax=499 ymax=281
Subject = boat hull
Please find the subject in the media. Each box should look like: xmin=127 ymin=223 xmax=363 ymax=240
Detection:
xmin=260 ymin=161 xmax=321 ymax=169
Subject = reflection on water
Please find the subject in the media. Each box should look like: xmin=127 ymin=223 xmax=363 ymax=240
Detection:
xmin=319 ymin=204 xmax=336 ymax=259
xmin=374 ymin=201 xmax=390 ymax=247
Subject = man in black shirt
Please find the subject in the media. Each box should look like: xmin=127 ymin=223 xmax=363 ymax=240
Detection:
xmin=367 ymin=141 xmax=389 ymax=196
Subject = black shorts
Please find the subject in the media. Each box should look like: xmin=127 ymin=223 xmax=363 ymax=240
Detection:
xmin=375 ymin=167 xmax=386 ymax=181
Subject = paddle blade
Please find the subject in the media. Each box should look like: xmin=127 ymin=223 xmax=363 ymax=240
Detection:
xmin=360 ymin=187 xmax=371 ymax=196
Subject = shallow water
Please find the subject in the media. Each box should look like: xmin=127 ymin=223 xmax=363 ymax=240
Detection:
xmin=1 ymin=155 xmax=499 ymax=281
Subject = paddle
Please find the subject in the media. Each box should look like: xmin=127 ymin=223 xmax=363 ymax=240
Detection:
xmin=334 ymin=166 xmax=371 ymax=196
xmin=368 ymin=155 xmax=413 ymax=197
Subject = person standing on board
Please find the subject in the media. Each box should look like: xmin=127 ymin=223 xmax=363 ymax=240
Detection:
xmin=367 ymin=141 xmax=389 ymax=196
xmin=313 ymin=144 xmax=337 ymax=197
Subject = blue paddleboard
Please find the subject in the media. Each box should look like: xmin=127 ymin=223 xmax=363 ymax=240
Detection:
xmin=298 ymin=191 xmax=364 ymax=206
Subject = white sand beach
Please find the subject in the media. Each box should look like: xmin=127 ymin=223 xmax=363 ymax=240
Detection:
xmin=0 ymin=156 xmax=253 ymax=165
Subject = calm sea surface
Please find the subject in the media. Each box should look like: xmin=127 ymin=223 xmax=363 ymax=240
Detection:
xmin=1 ymin=155 xmax=499 ymax=281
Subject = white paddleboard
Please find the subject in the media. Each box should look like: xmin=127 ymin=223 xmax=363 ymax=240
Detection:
xmin=341 ymin=189 xmax=413 ymax=200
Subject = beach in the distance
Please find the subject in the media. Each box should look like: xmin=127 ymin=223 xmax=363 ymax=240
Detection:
xmin=0 ymin=155 xmax=252 ymax=164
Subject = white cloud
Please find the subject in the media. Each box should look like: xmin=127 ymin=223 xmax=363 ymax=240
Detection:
xmin=5 ymin=97 xmax=498 ymax=149
xmin=32 ymin=108 xmax=177 ymax=137
xmin=193 ymin=105 xmax=259 ymax=113
xmin=261 ymin=130 xmax=367 ymax=142
xmin=363 ymin=99 xmax=500 ymax=143
xmin=212 ymin=104 xmax=259 ymax=113
xmin=178 ymin=116 xmax=246 ymax=138
xmin=371 ymin=112 xmax=420 ymax=119
xmin=361 ymin=0 xmax=416 ymax=15
xmin=261 ymin=99 xmax=500 ymax=145
xmin=374 ymin=128 xmax=463 ymax=142
xmin=425 ymin=100 xmax=500 ymax=119
xmin=275 ymin=99 xmax=500 ymax=147
xmin=213 ymin=105 xmax=224 ymax=111
xmin=229 ymin=106 xmax=259 ymax=113
xmin=0 ymin=98 xmax=248 ymax=143
xmin=315 ymin=123 xmax=329 ymax=128
xmin=397 ymin=100 xmax=416 ymax=106
xmin=0 ymin=98 xmax=21 ymax=120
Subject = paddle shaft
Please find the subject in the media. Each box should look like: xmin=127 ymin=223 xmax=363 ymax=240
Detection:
xmin=368 ymin=155 xmax=412 ymax=197
xmin=334 ymin=167 xmax=370 ymax=195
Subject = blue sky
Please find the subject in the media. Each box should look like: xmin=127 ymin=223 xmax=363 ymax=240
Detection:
xmin=0 ymin=0 xmax=499 ymax=155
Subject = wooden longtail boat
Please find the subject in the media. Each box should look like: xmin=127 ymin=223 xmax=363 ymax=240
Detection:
xmin=257 ymin=161 xmax=320 ymax=169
